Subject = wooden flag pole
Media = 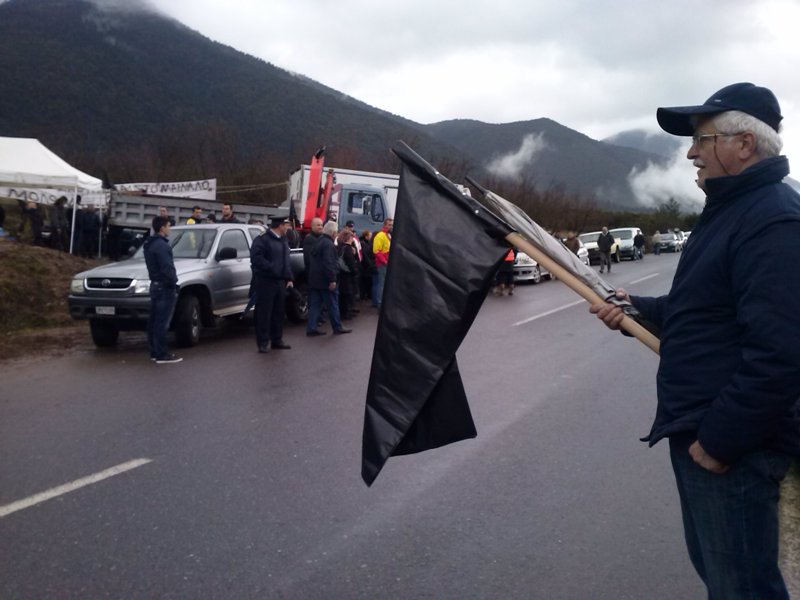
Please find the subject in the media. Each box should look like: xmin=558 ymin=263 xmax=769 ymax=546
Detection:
xmin=506 ymin=232 xmax=661 ymax=355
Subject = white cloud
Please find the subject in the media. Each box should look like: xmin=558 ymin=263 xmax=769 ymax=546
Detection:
xmin=143 ymin=0 xmax=800 ymax=169
xmin=628 ymin=148 xmax=705 ymax=212
xmin=486 ymin=134 xmax=547 ymax=181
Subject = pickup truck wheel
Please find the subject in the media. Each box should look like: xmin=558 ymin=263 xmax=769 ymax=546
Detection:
xmin=90 ymin=320 xmax=119 ymax=347
xmin=286 ymin=287 xmax=308 ymax=323
xmin=175 ymin=295 xmax=201 ymax=347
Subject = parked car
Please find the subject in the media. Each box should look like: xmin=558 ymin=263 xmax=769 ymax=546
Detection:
xmin=513 ymin=251 xmax=550 ymax=284
xmin=657 ymin=231 xmax=683 ymax=253
xmin=68 ymin=223 xmax=305 ymax=348
xmin=609 ymin=227 xmax=644 ymax=260
xmin=579 ymin=231 xmax=620 ymax=264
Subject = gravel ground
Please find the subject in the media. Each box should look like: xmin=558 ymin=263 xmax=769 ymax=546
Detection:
xmin=781 ymin=463 xmax=800 ymax=596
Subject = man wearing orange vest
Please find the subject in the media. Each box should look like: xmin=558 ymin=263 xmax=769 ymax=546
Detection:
xmin=372 ymin=218 xmax=393 ymax=307
xmin=496 ymin=247 xmax=516 ymax=295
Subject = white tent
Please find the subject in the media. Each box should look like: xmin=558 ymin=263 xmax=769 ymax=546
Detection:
xmin=0 ymin=136 xmax=104 ymax=196
xmin=0 ymin=137 xmax=106 ymax=253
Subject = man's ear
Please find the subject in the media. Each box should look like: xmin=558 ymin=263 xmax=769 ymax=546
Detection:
xmin=738 ymin=131 xmax=758 ymax=160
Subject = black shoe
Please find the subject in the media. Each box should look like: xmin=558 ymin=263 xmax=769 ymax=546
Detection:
xmin=333 ymin=328 xmax=352 ymax=335
xmin=155 ymin=353 xmax=183 ymax=364
xmin=271 ymin=340 xmax=291 ymax=350
xmin=258 ymin=344 xmax=270 ymax=353
xmin=306 ymin=329 xmax=326 ymax=337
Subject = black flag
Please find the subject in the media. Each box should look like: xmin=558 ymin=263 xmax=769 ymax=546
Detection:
xmin=361 ymin=142 xmax=513 ymax=486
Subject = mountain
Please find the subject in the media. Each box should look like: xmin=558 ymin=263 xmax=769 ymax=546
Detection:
xmin=602 ymin=130 xmax=683 ymax=159
xmin=0 ymin=0 xmax=670 ymax=210
xmin=426 ymin=119 xmax=669 ymax=209
xmin=0 ymin=0 xmax=466 ymax=187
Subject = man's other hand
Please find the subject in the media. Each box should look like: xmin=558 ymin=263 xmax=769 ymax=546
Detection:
xmin=689 ymin=440 xmax=730 ymax=474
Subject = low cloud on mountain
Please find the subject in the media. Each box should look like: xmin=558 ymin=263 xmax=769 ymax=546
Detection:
xmin=628 ymin=147 xmax=705 ymax=211
xmin=486 ymin=133 xmax=547 ymax=181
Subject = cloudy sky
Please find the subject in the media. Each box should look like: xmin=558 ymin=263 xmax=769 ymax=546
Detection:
xmin=139 ymin=0 xmax=800 ymax=206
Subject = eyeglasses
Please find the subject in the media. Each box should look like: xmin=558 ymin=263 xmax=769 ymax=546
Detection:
xmin=691 ymin=132 xmax=741 ymax=145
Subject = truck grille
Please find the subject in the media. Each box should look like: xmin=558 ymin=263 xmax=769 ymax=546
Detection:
xmin=86 ymin=277 xmax=133 ymax=290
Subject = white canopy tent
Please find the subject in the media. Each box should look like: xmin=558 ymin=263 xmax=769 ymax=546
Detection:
xmin=0 ymin=136 xmax=105 ymax=253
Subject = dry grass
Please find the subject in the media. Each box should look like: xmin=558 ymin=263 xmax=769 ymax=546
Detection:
xmin=0 ymin=240 xmax=101 ymax=361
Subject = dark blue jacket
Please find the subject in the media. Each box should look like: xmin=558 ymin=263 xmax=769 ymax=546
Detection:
xmin=308 ymin=234 xmax=338 ymax=289
xmin=250 ymin=230 xmax=292 ymax=281
xmin=143 ymin=234 xmax=177 ymax=287
xmin=632 ymin=156 xmax=800 ymax=464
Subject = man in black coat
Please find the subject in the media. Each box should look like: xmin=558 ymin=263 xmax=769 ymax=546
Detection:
xmin=633 ymin=231 xmax=645 ymax=260
xmin=301 ymin=217 xmax=323 ymax=273
xmin=596 ymin=226 xmax=615 ymax=273
xmin=306 ymin=221 xmax=351 ymax=336
xmin=250 ymin=217 xmax=294 ymax=353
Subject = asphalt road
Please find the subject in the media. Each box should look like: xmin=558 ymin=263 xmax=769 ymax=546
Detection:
xmin=1 ymin=252 xmax=706 ymax=599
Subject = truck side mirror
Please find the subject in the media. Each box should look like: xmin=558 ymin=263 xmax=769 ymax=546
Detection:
xmin=217 ymin=247 xmax=237 ymax=261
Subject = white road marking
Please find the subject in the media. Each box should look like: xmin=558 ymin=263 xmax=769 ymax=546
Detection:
xmin=628 ymin=273 xmax=659 ymax=285
xmin=0 ymin=458 xmax=152 ymax=518
xmin=513 ymin=299 xmax=585 ymax=327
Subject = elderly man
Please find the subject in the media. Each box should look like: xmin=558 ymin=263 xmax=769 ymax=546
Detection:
xmin=306 ymin=221 xmax=351 ymax=337
xmin=591 ymin=83 xmax=800 ymax=598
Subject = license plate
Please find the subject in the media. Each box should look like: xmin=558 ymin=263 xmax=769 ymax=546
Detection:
xmin=95 ymin=306 xmax=115 ymax=315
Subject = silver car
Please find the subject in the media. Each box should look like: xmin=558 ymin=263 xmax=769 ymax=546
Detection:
xmin=69 ymin=224 xmax=265 ymax=347
xmin=513 ymin=251 xmax=551 ymax=284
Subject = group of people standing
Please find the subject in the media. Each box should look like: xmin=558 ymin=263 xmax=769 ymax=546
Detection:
xmin=11 ymin=196 xmax=100 ymax=256
xmin=301 ymin=216 xmax=393 ymax=339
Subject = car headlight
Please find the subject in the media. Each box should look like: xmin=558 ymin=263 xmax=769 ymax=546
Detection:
xmin=133 ymin=279 xmax=151 ymax=294
xmin=518 ymin=255 xmax=534 ymax=266
xmin=70 ymin=278 xmax=85 ymax=294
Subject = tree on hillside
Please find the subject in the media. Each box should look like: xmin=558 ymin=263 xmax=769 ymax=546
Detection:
xmin=653 ymin=198 xmax=683 ymax=231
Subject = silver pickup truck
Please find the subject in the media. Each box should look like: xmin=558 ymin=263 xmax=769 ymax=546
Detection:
xmin=68 ymin=223 xmax=306 ymax=348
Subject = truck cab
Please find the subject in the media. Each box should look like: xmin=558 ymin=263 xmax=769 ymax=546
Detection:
xmin=328 ymin=183 xmax=390 ymax=233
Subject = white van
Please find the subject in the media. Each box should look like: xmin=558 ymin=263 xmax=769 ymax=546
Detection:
xmin=609 ymin=227 xmax=644 ymax=260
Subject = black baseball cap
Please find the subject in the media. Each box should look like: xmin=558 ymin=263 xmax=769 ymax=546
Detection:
xmin=657 ymin=82 xmax=782 ymax=136
xmin=345 ymin=220 xmax=355 ymax=228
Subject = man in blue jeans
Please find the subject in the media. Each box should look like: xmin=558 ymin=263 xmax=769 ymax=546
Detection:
xmin=591 ymin=83 xmax=800 ymax=598
xmin=144 ymin=216 xmax=182 ymax=363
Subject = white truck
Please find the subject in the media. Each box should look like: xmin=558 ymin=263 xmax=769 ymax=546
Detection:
xmin=287 ymin=150 xmax=398 ymax=234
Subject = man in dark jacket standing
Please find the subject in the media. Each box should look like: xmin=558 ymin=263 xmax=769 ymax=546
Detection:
xmin=591 ymin=83 xmax=800 ymax=599
xmin=596 ymin=226 xmax=614 ymax=273
xmin=306 ymin=221 xmax=351 ymax=337
xmin=250 ymin=217 xmax=293 ymax=353
xmin=633 ymin=231 xmax=645 ymax=260
xmin=143 ymin=216 xmax=182 ymax=363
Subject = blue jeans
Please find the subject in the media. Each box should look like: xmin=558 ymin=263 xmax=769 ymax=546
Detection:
xmin=669 ymin=435 xmax=792 ymax=599
xmin=371 ymin=272 xmax=380 ymax=307
xmin=147 ymin=283 xmax=177 ymax=359
xmin=375 ymin=265 xmax=387 ymax=306
xmin=307 ymin=288 xmax=342 ymax=333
